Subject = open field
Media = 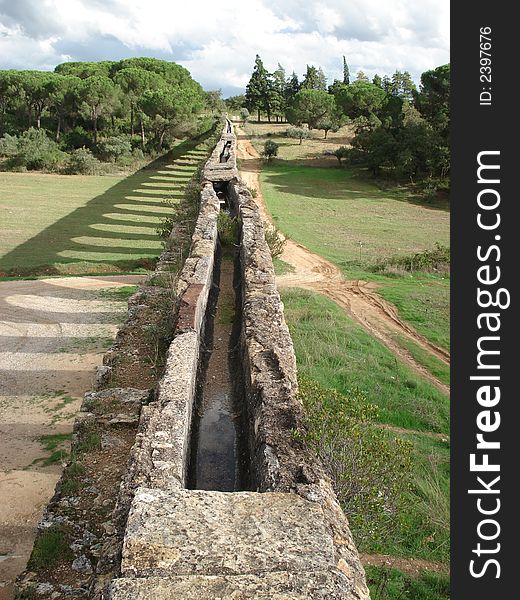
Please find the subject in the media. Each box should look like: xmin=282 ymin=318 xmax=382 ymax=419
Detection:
xmin=0 ymin=140 xmax=208 ymax=277
xmin=243 ymin=121 xmax=450 ymax=354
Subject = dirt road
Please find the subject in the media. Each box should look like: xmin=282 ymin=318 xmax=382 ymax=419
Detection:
xmin=0 ymin=274 xmax=143 ymax=600
xmin=235 ymin=127 xmax=449 ymax=395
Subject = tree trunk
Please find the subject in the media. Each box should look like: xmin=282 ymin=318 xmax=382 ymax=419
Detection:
xmin=324 ymin=130 xmax=328 ymax=139
xmin=299 ymin=137 xmax=303 ymax=145
xmin=130 ymin=104 xmax=134 ymax=136
xmin=55 ymin=115 xmax=61 ymax=142
xmin=93 ymin=115 xmax=98 ymax=145
xmin=257 ymin=108 xmax=260 ymax=122
xmin=36 ymin=112 xmax=41 ymax=129
xmin=140 ymin=119 xmax=145 ymax=150
xmin=159 ymin=128 xmax=166 ymax=150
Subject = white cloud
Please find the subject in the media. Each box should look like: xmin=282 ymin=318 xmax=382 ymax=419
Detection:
xmin=0 ymin=0 xmax=449 ymax=95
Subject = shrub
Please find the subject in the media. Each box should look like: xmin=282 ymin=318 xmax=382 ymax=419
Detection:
xmin=217 ymin=212 xmax=239 ymax=246
xmin=2 ymin=128 xmax=66 ymax=171
xmin=96 ymin=135 xmax=132 ymax=162
xmin=28 ymin=525 xmax=72 ymax=569
xmin=371 ymin=243 xmax=450 ymax=274
xmin=0 ymin=133 xmax=19 ymax=157
xmin=61 ymin=126 xmax=91 ymax=150
xmin=63 ymin=147 xmax=104 ymax=175
xmin=297 ymin=377 xmax=413 ymax=547
xmin=333 ymin=146 xmax=351 ymax=166
xmin=239 ymin=107 xmax=249 ymax=124
xmin=262 ymin=139 xmax=279 ymax=160
xmin=264 ymin=226 xmax=286 ymax=258
xmin=286 ymin=126 xmax=310 ymax=145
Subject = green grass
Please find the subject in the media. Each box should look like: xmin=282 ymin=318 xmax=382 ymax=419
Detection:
xmin=260 ymin=161 xmax=449 ymax=351
xmin=366 ymin=566 xmax=450 ymax=600
xmin=282 ymin=289 xmax=449 ymax=433
xmin=261 ymin=163 xmax=449 ymax=269
xmin=282 ymin=288 xmax=450 ymax=565
xmin=0 ymin=140 xmax=209 ymax=276
xmin=273 ymin=256 xmax=295 ymax=275
xmin=31 ymin=433 xmax=72 ymax=466
xmin=98 ymin=285 xmax=139 ymax=301
xmin=379 ymin=275 xmax=450 ymax=352
xmin=392 ymin=333 xmax=450 ymax=386
xmin=28 ymin=525 xmax=72 ymax=569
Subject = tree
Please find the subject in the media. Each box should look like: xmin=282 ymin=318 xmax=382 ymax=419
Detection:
xmin=302 ymin=65 xmax=327 ymax=91
xmin=287 ymin=89 xmax=335 ymax=130
xmin=372 ymin=74 xmax=382 ymax=88
xmin=333 ymin=81 xmax=387 ymax=123
xmin=271 ymin=63 xmax=287 ymax=122
xmin=285 ymin=71 xmax=300 ymax=101
xmin=239 ymin=107 xmax=250 ymax=125
xmin=342 ymin=56 xmax=350 ymax=85
xmin=245 ymin=55 xmax=270 ymax=122
xmin=48 ymin=74 xmax=81 ymax=142
xmin=204 ymin=90 xmax=226 ymax=114
xmin=262 ymin=139 xmax=279 ymax=160
xmin=79 ymin=76 xmax=120 ymax=144
xmin=317 ymin=115 xmax=341 ymax=138
xmin=114 ymin=67 xmax=163 ymax=136
xmin=0 ymin=71 xmax=17 ymax=134
xmin=414 ymin=64 xmax=450 ymax=141
xmin=286 ymin=125 xmax=310 ymax=145
xmin=390 ymin=70 xmax=416 ymax=102
xmin=55 ymin=61 xmax=115 ymax=79
xmin=356 ymin=70 xmax=369 ymax=82
xmin=225 ymin=95 xmax=246 ymax=113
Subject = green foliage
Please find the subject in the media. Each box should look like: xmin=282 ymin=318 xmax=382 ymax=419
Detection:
xmin=286 ymin=126 xmax=310 ymax=144
xmin=287 ymin=88 xmax=335 ymax=129
xmin=366 ymin=566 xmax=450 ymax=600
xmin=262 ymin=139 xmax=279 ymax=160
xmin=61 ymin=126 xmax=91 ymax=150
xmin=217 ymin=212 xmax=239 ymax=246
xmin=1 ymin=128 xmax=65 ymax=171
xmin=96 ymin=135 xmax=132 ymax=162
xmin=264 ymin=226 xmax=286 ymax=258
xmin=372 ymin=243 xmax=450 ymax=274
xmin=28 ymin=525 xmax=72 ymax=569
xmin=297 ymin=377 xmax=413 ymax=546
xmin=333 ymin=146 xmax=350 ymax=165
xmin=63 ymin=147 xmax=104 ymax=175
xmin=239 ymin=107 xmax=250 ymax=123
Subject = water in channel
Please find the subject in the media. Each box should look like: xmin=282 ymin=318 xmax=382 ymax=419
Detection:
xmin=187 ymin=246 xmax=248 ymax=491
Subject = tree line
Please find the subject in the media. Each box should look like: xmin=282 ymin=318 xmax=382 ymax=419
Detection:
xmin=227 ymin=56 xmax=449 ymax=180
xmin=0 ymin=58 xmax=217 ymax=172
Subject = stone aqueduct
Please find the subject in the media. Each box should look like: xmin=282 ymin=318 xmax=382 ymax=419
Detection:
xmin=18 ymin=122 xmax=370 ymax=599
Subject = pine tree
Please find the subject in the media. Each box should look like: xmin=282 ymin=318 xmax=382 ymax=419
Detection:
xmin=245 ymin=55 xmax=270 ymax=122
xmin=342 ymin=56 xmax=350 ymax=85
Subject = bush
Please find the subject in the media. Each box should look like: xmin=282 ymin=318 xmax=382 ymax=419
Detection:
xmin=371 ymin=243 xmax=450 ymax=274
xmin=262 ymin=139 xmax=279 ymax=160
xmin=2 ymin=128 xmax=66 ymax=171
xmin=96 ymin=135 xmax=132 ymax=162
xmin=217 ymin=212 xmax=239 ymax=246
xmin=0 ymin=133 xmax=19 ymax=157
xmin=286 ymin=126 xmax=310 ymax=145
xmin=333 ymin=146 xmax=350 ymax=165
xmin=296 ymin=377 xmax=413 ymax=547
xmin=264 ymin=226 xmax=285 ymax=258
xmin=61 ymin=126 xmax=91 ymax=151
xmin=63 ymin=147 xmax=104 ymax=175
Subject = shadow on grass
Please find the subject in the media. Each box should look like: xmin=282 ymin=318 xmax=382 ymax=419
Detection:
xmin=0 ymin=137 xmax=210 ymax=277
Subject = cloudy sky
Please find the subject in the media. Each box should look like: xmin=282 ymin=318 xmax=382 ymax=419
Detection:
xmin=0 ymin=0 xmax=449 ymax=97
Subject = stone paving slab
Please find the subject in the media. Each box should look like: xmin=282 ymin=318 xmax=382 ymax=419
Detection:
xmin=121 ymin=488 xmax=335 ymax=578
xmin=108 ymin=570 xmax=353 ymax=600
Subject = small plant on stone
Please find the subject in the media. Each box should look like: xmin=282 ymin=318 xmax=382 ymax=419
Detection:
xmin=27 ymin=525 xmax=72 ymax=569
xmin=264 ymin=227 xmax=286 ymax=258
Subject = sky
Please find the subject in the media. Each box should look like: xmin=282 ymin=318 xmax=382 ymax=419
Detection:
xmin=0 ymin=0 xmax=449 ymax=97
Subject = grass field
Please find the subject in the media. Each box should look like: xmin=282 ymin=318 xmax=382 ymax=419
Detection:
xmin=282 ymin=289 xmax=450 ymax=566
xmin=0 ymin=139 xmax=209 ymax=276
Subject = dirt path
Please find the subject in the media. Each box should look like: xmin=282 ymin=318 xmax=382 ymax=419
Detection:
xmin=360 ymin=553 xmax=449 ymax=577
xmin=235 ymin=127 xmax=450 ymax=395
xmin=0 ymin=274 xmax=143 ymax=600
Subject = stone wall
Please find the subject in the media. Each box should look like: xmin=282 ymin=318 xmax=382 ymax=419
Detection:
xmin=104 ymin=121 xmax=370 ymax=598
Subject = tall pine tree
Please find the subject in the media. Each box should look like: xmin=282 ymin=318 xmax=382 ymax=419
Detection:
xmin=245 ymin=55 xmax=270 ymax=122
